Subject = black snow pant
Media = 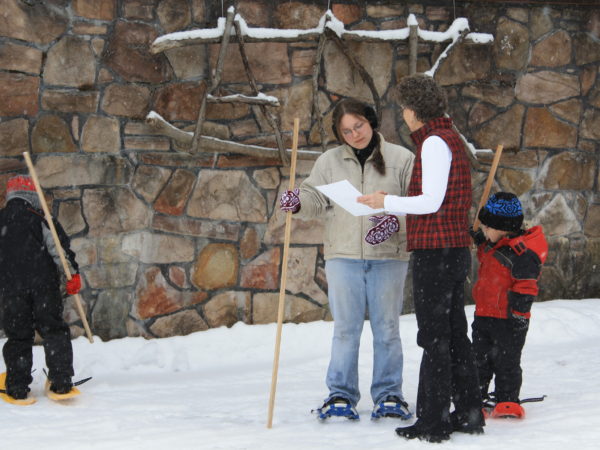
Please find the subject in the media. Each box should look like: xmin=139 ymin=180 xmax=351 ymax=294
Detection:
xmin=1 ymin=285 xmax=73 ymax=391
xmin=412 ymin=247 xmax=484 ymax=434
xmin=472 ymin=316 xmax=528 ymax=403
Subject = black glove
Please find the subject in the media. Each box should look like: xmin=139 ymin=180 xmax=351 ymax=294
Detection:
xmin=509 ymin=310 xmax=529 ymax=330
xmin=470 ymin=226 xmax=486 ymax=246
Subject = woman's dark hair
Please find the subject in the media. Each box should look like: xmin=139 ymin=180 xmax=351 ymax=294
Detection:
xmin=395 ymin=74 xmax=448 ymax=123
xmin=331 ymin=98 xmax=385 ymax=175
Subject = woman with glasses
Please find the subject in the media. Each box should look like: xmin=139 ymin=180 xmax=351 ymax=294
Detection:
xmin=280 ymin=98 xmax=415 ymax=421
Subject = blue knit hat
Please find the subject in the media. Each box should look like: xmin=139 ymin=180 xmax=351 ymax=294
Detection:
xmin=478 ymin=192 xmax=523 ymax=232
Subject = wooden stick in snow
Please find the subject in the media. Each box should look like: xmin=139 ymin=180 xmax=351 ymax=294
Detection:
xmin=22 ymin=152 xmax=94 ymax=343
xmin=267 ymin=118 xmax=300 ymax=429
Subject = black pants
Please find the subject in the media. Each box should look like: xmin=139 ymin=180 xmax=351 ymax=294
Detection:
xmin=472 ymin=316 xmax=528 ymax=403
xmin=412 ymin=248 xmax=483 ymax=433
xmin=1 ymin=285 xmax=73 ymax=390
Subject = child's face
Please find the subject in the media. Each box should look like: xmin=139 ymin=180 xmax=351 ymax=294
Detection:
xmin=481 ymin=224 xmax=509 ymax=244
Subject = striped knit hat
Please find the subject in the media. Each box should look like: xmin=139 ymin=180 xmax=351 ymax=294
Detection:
xmin=478 ymin=192 xmax=523 ymax=232
xmin=6 ymin=175 xmax=41 ymax=209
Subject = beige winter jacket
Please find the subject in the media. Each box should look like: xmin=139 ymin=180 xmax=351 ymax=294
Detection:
xmin=295 ymin=134 xmax=414 ymax=261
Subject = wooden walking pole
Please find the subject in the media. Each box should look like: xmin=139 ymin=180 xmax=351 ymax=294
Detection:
xmin=23 ymin=152 xmax=94 ymax=343
xmin=473 ymin=144 xmax=503 ymax=231
xmin=267 ymin=118 xmax=300 ymax=428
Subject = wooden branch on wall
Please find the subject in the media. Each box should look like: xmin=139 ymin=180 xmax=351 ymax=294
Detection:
xmin=233 ymin=18 xmax=289 ymax=166
xmin=146 ymin=112 xmax=320 ymax=160
xmin=191 ymin=8 xmax=236 ymax=154
xmin=409 ymin=24 xmax=418 ymax=75
xmin=312 ymin=31 xmax=329 ymax=153
xmin=207 ymin=94 xmax=280 ymax=106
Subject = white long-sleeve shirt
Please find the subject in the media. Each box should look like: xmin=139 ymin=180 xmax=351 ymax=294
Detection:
xmin=383 ymin=135 xmax=452 ymax=215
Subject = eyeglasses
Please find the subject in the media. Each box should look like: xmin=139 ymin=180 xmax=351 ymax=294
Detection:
xmin=341 ymin=121 xmax=366 ymax=137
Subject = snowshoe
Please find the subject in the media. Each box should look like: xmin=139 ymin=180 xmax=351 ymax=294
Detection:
xmin=0 ymin=373 xmax=36 ymax=406
xmin=313 ymin=397 xmax=359 ymax=421
xmin=43 ymin=369 xmax=92 ymax=401
xmin=371 ymin=395 xmax=412 ymax=420
xmin=490 ymin=402 xmax=525 ymax=419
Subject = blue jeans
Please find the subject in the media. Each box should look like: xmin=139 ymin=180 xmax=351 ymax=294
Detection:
xmin=325 ymin=258 xmax=408 ymax=407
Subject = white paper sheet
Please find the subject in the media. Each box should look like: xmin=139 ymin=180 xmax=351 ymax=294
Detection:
xmin=315 ymin=179 xmax=384 ymax=216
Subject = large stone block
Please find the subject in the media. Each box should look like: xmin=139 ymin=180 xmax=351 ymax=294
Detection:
xmin=0 ymin=0 xmax=68 ymax=45
xmin=35 ymin=155 xmax=132 ymax=187
xmin=0 ymin=72 xmax=39 ymax=117
xmin=516 ymin=71 xmax=580 ymax=104
xmin=203 ymin=291 xmax=251 ymax=328
xmin=187 ymin=170 xmax=267 ymax=223
xmin=209 ymin=41 xmax=291 ymax=84
xmin=31 ymin=115 xmax=77 ymax=154
xmin=274 ymin=2 xmax=324 ymax=28
xmin=122 ymin=231 xmax=195 ymax=264
xmin=533 ymin=194 xmax=581 ymax=236
xmin=493 ymin=18 xmax=529 ymax=71
xmin=58 ymin=200 xmax=86 ymax=235
xmin=43 ymin=36 xmax=96 ymax=88
xmin=0 ymin=42 xmax=43 ymax=74
xmin=135 ymin=266 xmax=207 ymax=320
xmin=191 ymin=243 xmax=239 ymax=290
xmin=531 ymin=30 xmax=572 ymax=67
xmin=436 ymin=42 xmax=492 ymax=86
xmin=92 ymin=289 xmax=132 ymax=341
xmin=252 ymin=293 xmax=325 ymax=324
xmin=157 ymin=0 xmax=192 ymax=32
xmin=153 ymin=82 xmax=205 ymax=122
xmin=286 ymin=247 xmax=328 ymax=305
xmin=574 ymin=32 xmax=600 ymax=65
xmin=165 ymin=45 xmax=207 ymax=80
xmin=132 ymin=165 xmax=172 ymax=203
xmin=236 ymin=0 xmax=270 ymax=27
xmin=324 ymin=40 xmax=393 ymax=104
xmin=41 ymin=90 xmax=99 ymax=113
xmin=584 ymin=204 xmax=600 ymax=238
xmin=0 ymin=119 xmax=29 ymax=156
xmin=240 ymin=247 xmax=280 ymax=290
xmin=83 ymin=262 xmax=139 ymax=289
xmin=473 ymin=105 xmax=525 ymax=151
xmin=462 ymin=84 xmax=515 ymax=108
xmin=83 ymin=187 xmax=151 ymax=236
xmin=73 ymin=0 xmax=116 ymax=20
xmin=149 ymin=309 xmax=209 ymax=337
xmin=154 ymin=169 xmax=196 ymax=215
xmin=81 ymin=115 xmax=121 ymax=153
xmin=543 ymin=152 xmax=596 ymax=191
xmin=581 ymin=108 xmax=600 ymax=141
xmin=102 ymin=84 xmax=151 ymax=119
xmin=152 ymin=214 xmax=240 ymax=240
xmin=103 ymin=20 xmax=172 ymax=83
xmin=524 ymin=108 xmax=577 ymax=149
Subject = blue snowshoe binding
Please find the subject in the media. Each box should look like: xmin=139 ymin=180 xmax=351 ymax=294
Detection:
xmin=371 ymin=395 xmax=412 ymax=420
xmin=314 ymin=396 xmax=360 ymax=421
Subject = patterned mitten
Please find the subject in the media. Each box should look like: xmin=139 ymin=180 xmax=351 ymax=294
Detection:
xmin=279 ymin=188 xmax=301 ymax=213
xmin=365 ymin=215 xmax=400 ymax=245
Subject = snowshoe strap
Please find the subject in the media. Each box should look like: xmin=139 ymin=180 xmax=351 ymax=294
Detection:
xmin=520 ymin=395 xmax=546 ymax=403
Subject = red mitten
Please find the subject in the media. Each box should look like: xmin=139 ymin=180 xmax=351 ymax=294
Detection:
xmin=365 ymin=215 xmax=400 ymax=245
xmin=280 ymin=188 xmax=301 ymax=213
xmin=66 ymin=274 xmax=82 ymax=295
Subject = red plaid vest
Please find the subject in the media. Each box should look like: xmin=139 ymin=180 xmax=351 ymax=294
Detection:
xmin=406 ymin=118 xmax=471 ymax=251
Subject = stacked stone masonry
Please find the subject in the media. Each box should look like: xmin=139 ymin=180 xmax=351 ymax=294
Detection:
xmin=0 ymin=0 xmax=598 ymax=341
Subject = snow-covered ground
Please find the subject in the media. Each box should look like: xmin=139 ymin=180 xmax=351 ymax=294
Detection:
xmin=2 ymin=298 xmax=599 ymax=449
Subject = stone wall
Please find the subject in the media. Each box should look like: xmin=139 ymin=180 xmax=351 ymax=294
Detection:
xmin=0 ymin=0 xmax=598 ymax=340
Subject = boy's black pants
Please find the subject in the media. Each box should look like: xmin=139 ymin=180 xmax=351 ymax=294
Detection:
xmin=1 ymin=285 xmax=73 ymax=391
xmin=472 ymin=316 xmax=528 ymax=403
xmin=412 ymin=247 xmax=483 ymax=434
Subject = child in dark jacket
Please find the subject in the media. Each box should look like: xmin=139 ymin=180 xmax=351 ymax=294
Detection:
xmin=470 ymin=192 xmax=548 ymax=419
xmin=0 ymin=175 xmax=82 ymax=403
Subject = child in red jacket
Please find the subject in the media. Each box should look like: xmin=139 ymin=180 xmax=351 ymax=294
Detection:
xmin=470 ymin=192 xmax=548 ymax=419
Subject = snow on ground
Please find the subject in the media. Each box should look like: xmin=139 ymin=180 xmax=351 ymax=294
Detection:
xmin=2 ymin=298 xmax=600 ymax=449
